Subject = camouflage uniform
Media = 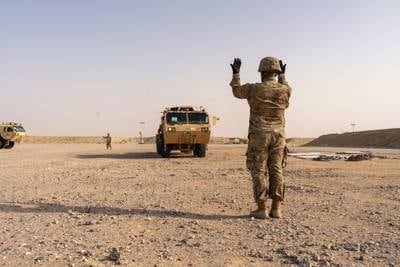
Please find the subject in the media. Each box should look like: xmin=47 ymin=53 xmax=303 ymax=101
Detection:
xmin=230 ymin=65 xmax=291 ymax=203
xmin=103 ymin=134 xmax=112 ymax=150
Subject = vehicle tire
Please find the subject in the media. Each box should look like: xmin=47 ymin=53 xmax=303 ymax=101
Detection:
xmin=4 ymin=141 xmax=14 ymax=149
xmin=193 ymin=144 xmax=199 ymax=157
xmin=0 ymin=138 xmax=4 ymax=149
xmin=197 ymin=144 xmax=206 ymax=158
xmin=156 ymin=143 xmax=161 ymax=154
xmin=160 ymin=142 xmax=171 ymax=158
xmin=156 ymin=135 xmax=162 ymax=154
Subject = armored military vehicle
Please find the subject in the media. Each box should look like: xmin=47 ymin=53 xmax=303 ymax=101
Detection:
xmin=156 ymin=106 xmax=211 ymax=158
xmin=0 ymin=122 xmax=27 ymax=149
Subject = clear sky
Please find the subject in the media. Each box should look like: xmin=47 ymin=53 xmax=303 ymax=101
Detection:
xmin=1 ymin=0 xmax=399 ymax=138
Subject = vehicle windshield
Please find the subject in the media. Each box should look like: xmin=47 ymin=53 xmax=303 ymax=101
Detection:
xmin=188 ymin=113 xmax=209 ymax=124
xmin=14 ymin=126 xmax=25 ymax=132
xmin=166 ymin=113 xmax=187 ymax=125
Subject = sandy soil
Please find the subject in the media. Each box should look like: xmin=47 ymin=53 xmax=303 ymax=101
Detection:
xmin=1 ymin=144 xmax=399 ymax=266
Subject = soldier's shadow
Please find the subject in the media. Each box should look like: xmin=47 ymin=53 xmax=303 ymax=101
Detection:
xmin=76 ymin=152 xmax=194 ymax=160
xmin=0 ymin=202 xmax=248 ymax=221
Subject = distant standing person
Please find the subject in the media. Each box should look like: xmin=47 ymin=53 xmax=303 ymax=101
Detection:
xmin=230 ymin=57 xmax=292 ymax=219
xmin=103 ymin=133 xmax=112 ymax=150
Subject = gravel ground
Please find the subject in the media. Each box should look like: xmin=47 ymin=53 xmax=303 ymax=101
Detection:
xmin=1 ymin=144 xmax=399 ymax=266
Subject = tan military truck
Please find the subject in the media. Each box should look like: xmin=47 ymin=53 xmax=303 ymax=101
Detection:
xmin=156 ymin=106 xmax=211 ymax=158
xmin=0 ymin=122 xmax=27 ymax=149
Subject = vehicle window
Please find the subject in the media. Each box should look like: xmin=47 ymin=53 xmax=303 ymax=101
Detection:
xmin=188 ymin=113 xmax=209 ymax=124
xmin=14 ymin=126 xmax=25 ymax=132
xmin=166 ymin=113 xmax=187 ymax=124
xmin=7 ymin=127 xmax=13 ymax=132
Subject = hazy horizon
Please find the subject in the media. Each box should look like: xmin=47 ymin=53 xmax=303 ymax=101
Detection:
xmin=13 ymin=127 xmax=400 ymax=139
xmin=1 ymin=1 xmax=399 ymax=138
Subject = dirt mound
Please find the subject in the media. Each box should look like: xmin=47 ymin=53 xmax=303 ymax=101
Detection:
xmin=286 ymin=137 xmax=314 ymax=147
xmin=304 ymin=128 xmax=400 ymax=149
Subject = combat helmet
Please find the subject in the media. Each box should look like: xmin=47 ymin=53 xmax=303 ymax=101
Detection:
xmin=258 ymin=57 xmax=281 ymax=73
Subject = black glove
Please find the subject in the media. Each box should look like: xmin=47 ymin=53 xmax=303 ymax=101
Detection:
xmin=279 ymin=60 xmax=286 ymax=74
xmin=230 ymin=58 xmax=241 ymax=74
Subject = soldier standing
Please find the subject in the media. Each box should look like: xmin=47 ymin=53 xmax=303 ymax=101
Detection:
xmin=103 ymin=133 xmax=112 ymax=150
xmin=230 ymin=57 xmax=291 ymax=219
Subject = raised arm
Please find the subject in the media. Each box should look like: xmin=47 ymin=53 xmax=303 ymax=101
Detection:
xmin=278 ymin=59 xmax=292 ymax=96
xmin=229 ymin=58 xmax=250 ymax=99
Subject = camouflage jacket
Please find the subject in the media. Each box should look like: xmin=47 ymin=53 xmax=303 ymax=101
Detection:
xmin=103 ymin=136 xmax=112 ymax=143
xmin=230 ymin=73 xmax=292 ymax=134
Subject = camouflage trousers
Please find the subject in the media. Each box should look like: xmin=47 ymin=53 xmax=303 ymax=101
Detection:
xmin=246 ymin=131 xmax=286 ymax=202
xmin=106 ymin=142 xmax=112 ymax=149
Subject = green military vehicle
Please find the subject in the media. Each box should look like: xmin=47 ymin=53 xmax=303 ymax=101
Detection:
xmin=0 ymin=122 xmax=27 ymax=149
xmin=156 ymin=106 xmax=211 ymax=158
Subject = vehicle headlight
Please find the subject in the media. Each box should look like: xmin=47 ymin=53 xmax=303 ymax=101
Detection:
xmin=167 ymin=127 xmax=176 ymax=132
xmin=201 ymin=127 xmax=209 ymax=132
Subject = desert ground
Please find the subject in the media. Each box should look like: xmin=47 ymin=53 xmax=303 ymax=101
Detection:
xmin=1 ymin=143 xmax=399 ymax=266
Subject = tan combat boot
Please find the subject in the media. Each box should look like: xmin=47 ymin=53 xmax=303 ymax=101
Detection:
xmin=250 ymin=200 xmax=268 ymax=219
xmin=269 ymin=199 xmax=283 ymax=219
